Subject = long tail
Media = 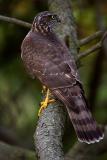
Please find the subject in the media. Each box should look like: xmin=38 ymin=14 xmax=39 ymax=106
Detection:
xmin=67 ymin=106 xmax=104 ymax=144
xmin=65 ymin=87 xmax=104 ymax=144
xmin=53 ymin=85 xmax=104 ymax=144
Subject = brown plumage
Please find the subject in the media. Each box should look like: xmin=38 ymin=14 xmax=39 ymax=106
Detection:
xmin=21 ymin=11 xmax=104 ymax=144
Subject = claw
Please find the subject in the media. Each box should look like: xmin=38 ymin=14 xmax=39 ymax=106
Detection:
xmin=38 ymin=88 xmax=55 ymax=116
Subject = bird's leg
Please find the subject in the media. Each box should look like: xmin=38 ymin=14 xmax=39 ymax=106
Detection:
xmin=42 ymin=85 xmax=47 ymax=93
xmin=38 ymin=87 xmax=55 ymax=116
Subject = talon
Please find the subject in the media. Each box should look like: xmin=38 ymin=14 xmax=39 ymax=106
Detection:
xmin=38 ymin=88 xmax=55 ymax=116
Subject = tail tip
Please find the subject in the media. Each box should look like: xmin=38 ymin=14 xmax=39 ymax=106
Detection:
xmin=78 ymin=132 xmax=104 ymax=144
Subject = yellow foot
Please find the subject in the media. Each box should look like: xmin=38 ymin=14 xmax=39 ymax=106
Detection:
xmin=38 ymin=99 xmax=55 ymax=116
xmin=38 ymin=88 xmax=55 ymax=116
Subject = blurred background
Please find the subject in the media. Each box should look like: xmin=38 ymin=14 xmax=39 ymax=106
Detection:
xmin=0 ymin=0 xmax=107 ymax=158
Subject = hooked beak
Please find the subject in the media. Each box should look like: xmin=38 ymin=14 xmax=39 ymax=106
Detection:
xmin=56 ymin=16 xmax=61 ymax=23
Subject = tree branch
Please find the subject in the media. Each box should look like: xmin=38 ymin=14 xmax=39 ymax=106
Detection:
xmin=77 ymin=41 xmax=102 ymax=60
xmin=79 ymin=30 xmax=104 ymax=46
xmin=0 ymin=141 xmax=35 ymax=160
xmin=34 ymin=103 xmax=66 ymax=160
xmin=0 ymin=15 xmax=31 ymax=28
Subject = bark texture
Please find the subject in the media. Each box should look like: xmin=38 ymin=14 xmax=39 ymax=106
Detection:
xmin=34 ymin=103 xmax=66 ymax=160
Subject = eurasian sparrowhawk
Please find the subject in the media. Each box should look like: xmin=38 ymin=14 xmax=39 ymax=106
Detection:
xmin=21 ymin=11 xmax=104 ymax=144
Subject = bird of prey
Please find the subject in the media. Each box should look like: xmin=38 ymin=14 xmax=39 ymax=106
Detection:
xmin=21 ymin=11 xmax=104 ymax=144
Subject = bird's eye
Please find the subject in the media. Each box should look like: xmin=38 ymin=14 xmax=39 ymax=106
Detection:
xmin=51 ymin=15 xmax=55 ymax=19
xmin=48 ymin=15 xmax=56 ymax=21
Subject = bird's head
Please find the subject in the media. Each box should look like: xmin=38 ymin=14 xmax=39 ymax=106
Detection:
xmin=32 ymin=11 xmax=61 ymax=34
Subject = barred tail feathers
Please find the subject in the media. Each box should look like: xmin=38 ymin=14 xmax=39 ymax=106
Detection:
xmin=52 ymin=85 xmax=104 ymax=144
xmin=66 ymin=101 xmax=104 ymax=144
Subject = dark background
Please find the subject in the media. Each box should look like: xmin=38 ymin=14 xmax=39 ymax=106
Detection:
xmin=0 ymin=0 xmax=107 ymax=159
